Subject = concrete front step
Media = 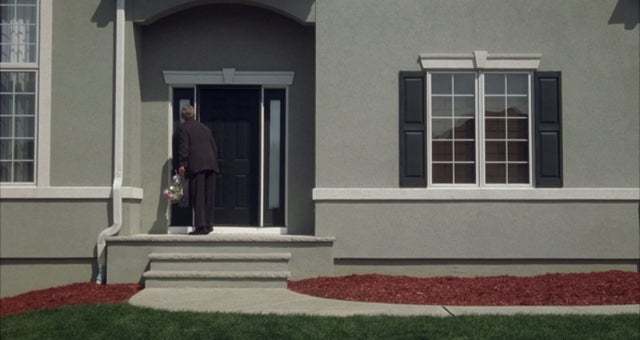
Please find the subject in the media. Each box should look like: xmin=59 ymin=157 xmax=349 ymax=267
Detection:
xmin=143 ymin=270 xmax=290 ymax=288
xmin=149 ymin=252 xmax=291 ymax=272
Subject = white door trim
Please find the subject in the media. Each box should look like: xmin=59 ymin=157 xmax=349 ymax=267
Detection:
xmin=163 ymin=69 xmax=294 ymax=86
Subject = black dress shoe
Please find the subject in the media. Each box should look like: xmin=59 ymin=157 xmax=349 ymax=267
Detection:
xmin=188 ymin=228 xmax=208 ymax=235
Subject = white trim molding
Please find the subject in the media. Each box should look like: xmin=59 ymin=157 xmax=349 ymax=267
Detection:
xmin=0 ymin=186 xmax=143 ymax=200
xmin=37 ymin=0 xmax=52 ymax=186
xmin=163 ymin=69 xmax=295 ymax=86
xmin=419 ymin=51 xmax=542 ymax=70
xmin=312 ymin=188 xmax=640 ymax=201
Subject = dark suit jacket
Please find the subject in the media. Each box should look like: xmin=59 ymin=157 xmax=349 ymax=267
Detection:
xmin=177 ymin=120 xmax=220 ymax=175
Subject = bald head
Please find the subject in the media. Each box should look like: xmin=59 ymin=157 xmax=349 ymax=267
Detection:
xmin=181 ymin=105 xmax=195 ymax=121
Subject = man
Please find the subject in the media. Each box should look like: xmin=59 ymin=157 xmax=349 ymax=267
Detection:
xmin=177 ymin=105 xmax=220 ymax=235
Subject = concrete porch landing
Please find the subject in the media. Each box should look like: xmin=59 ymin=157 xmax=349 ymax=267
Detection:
xmin=129 ymin=288 xmax=640 ymax=317
xmin=105 ymin=234 xmax=335 ymax=286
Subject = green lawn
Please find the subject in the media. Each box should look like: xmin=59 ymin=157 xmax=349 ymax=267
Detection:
xmin=1 ymin=304 xmax=638 ymax=340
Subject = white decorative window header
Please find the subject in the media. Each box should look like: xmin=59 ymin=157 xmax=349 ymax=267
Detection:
xmin=419 ymin=51 xmax=542 ymax=70
xmin=163 ymin=69 xmax=294 ymax=86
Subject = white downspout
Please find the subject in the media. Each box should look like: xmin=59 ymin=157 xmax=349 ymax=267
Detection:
xmin=97 ymin=0 xmax=125 ymax=284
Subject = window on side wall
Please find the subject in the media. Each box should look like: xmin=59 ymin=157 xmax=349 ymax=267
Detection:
xmin=0 ymin=0 xmax=39 ymax=183
xmin=427 ymin=71 xmax=532 ymax=187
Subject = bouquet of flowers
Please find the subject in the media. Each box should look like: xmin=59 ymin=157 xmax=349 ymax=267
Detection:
xmin=163 ymin=174 xmax=184 ymax=204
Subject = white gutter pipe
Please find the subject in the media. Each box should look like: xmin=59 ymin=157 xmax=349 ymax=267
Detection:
xmin=97 ymin=0 xmax=126 ymax=284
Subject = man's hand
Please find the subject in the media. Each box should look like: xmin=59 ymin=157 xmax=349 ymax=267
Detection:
xmin=178 ymin=166 xmax=186 ymax=177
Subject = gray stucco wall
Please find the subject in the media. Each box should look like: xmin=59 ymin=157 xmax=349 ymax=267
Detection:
xmin=313 ymin=0 xmax=639 ymax=262
xmin=136 ymin=4 xmax=315 ymax=234
xmin=50 ymin=0 xmax=115 ymax=186
xmin=0 ymin=199 xmax=140 ymax=297
xmin=316 ymin=201 xmax=640 ymax=259
xmin=315 ymin=0 xmax=639 ymax=188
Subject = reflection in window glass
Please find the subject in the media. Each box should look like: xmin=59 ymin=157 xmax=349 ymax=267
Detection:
xmin=0 ymin=71 xmax=35 ymax=182
xmin=430 ymin=73 xmax=476 ymax=184
xmin=484 ymin=73 xmax=530 ymax=184
xmin=0 ymin=0 xmax=38 ymax=63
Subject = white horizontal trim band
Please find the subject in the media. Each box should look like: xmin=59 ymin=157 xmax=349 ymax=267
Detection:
xmin=313 ymin=188 xmax=640 ymax=201
xmin=419 ymin=51 xmax=542 ymax=70
xmin=163 ymin=69 xmax=294 ymax=86
xmin=0 ymin=186 xmax=143 ymax=200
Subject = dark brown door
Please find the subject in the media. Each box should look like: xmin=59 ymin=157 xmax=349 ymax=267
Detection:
xmin=198 ymin=87 xmax=260 ymax=225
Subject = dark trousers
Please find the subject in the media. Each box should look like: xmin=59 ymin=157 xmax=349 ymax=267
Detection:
xmin=190 ymin=170 xmax=216 ymax=229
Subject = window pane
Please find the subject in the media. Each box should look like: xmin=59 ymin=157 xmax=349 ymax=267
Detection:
xmin=507 ymin=119 xmax=528 ymax=139
xmin=431 ymin=74 xmax=451 ymax=94
xmin=0 ymin=139 xmax=11 ymax=159
xmin=16 ymin=5 xmax=37 ymax=24
xmin=507 ymin=141 xmax=528 ymax=162
xmin=432 ymin=164 xmax=452 ymax=183
xmin=507 ymin=74 xmax=528 ymax=95
xmin=0 ymin=43 xmax=11 ymax=61
xmin=18 ymin=0 xmax=38 ymax=5
xmin=485 ymin=119 xmax=505 ymax=139
xmin=432 ymin=141 xmax=452 ymax=161
xmin=508 ymin=164 xmax=529 ymax=183
xmin=454 ymin=96 xmax=474 ymax=117
xmin=0 ymin=71 xmax=13 ymax=92
xmin=486 ymin=141 xmax=505 ymax=161
xmin=0 ymin=23 xmax=10 ymax=44
xmin=0 ymin=161 xmax=10 ymax=181
xmin=485 ymin=74 xmax=504 ymax=95
xmin=507 ymin=97 xmax=528 ymax=117
xmin=431 ymin=96 xmax=451 ymax=117
xmin=14 ymin=138 xmax=33 ymax=159
xmin=13 ymin=160 xmax=33 ymax=181
xmin=431 ymin=119 xmax=452 ymax=139
xmin=15 ymin=72 xmax=35 ymax=92
xmin=455 ymin=164 xmax=475 ymax=183
xmin=484 ymin=97 xmax=504 ymax=117
xmin=454 ymin=141 xmax=475 ymax=161
xmin=486 ymin=163 xmax=506 ymax=183
xmin=0 ymin=116 xmax=12 ymax=136
xmin=14 ymin=94 xmax=34 ymax=114
xmin=454 ymin=118 xmax=474 ymax=139
xmin=0 ymin=5 xmax=14 ymax=22
xmin=15 ymin=115 xmax=33 ymax=137
xmin=0 ymin=94 xmax=12 ymax=114
xmin=454 ymin=74 xmax=474 ymax=95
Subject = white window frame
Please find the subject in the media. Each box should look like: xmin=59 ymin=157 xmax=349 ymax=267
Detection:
xmin=426 ymin=70 xmax=533 ymax=188
xmin=0 ymin=0 xmax=51 ymax=187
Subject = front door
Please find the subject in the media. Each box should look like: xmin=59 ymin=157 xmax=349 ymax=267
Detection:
xmin=199 ymin=87 xmax=260 ymax=225
xmin=170 ymin=86 xmax=284 ymax=227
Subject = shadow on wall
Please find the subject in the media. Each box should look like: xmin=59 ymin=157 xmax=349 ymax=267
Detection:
xmin=608 ymin=0 xmax=639 ymax=30
xmin=90 ymin=0 xmax=115 ymax=28
xmin=148 ymin=159 xmax=171 ymax=234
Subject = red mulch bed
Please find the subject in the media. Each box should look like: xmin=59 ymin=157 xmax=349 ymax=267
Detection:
xmin=0 ymin=283 xmax=142 ymax=317
xmin=288 ymin=271 xmax=640 ymax=306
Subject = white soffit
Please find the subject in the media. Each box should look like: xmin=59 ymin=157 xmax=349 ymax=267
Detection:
xmin=163 ymin=69 xmax=295 ymax=86
xmin=419 ymin=51 xmax=542 ymax=70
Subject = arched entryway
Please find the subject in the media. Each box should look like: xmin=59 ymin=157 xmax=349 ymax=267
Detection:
xmin=135 ymin=3 xmax=315 ymax=234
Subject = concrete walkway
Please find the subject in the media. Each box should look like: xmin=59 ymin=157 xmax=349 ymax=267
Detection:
xmin=129 ymin=288 xmax=640 ymax=317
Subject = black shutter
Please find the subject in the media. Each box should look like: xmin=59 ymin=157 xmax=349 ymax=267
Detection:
xmin=399 ymin=71 xmax=426 ymax=187
xmin=534 ymin=71 xmax=563 ymax=187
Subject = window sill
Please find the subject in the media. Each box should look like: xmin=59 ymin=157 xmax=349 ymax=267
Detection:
xmin=0 ymin=186 xmax=143 ymax=200
xmin=312 ymin=187 xmax=640 ymax=201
